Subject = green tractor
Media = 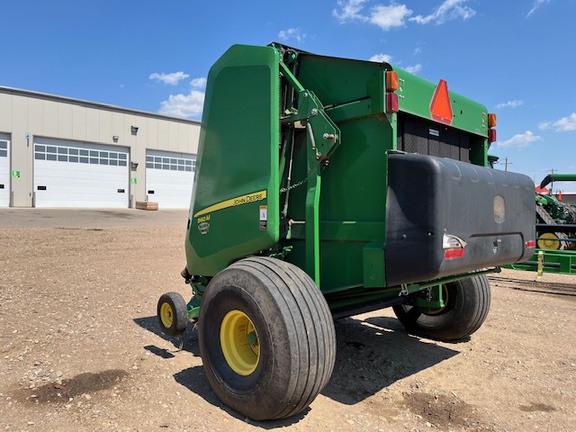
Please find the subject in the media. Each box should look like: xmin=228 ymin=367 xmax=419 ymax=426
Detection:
xmin=156 ymin=43 xmax=535 ymax=420
xmin=535 ymin=173 xmax=576 ymax=250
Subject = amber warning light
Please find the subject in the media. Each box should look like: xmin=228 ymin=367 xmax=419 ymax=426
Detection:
xmin=488 ymin=113 xmax=497 ymax=128
xmin=385 ymin=71 xmax=399 ymax=92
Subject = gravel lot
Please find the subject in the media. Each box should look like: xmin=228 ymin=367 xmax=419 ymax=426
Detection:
xmin=1 ymin=209 xmax=575 ymax=431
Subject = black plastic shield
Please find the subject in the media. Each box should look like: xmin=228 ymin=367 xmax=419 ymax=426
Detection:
xmin=385 ymin=153 xmax=535 ymax=286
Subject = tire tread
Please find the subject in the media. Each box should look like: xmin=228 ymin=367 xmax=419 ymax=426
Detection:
xmin=199 ymin=257 xmax=336 ymax=420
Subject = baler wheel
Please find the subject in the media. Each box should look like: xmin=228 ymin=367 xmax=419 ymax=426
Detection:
xmin=393 ymin=274 xmax=491 ymax=341
xmin=157 ymin=292 xmax=188 ymax=337
xmin=220 ymin=310 xmax=260 ymax=376
xmin=198 ymin=257 xmax=336 ymax=421
xmin=537 ymin=232 xmax=561 ymax=250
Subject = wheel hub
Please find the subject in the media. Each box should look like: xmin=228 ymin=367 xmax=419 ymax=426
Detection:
xmin=160 ymin=303 xmax=174 ymax=327
xmin=538 ymin=232 xmax=560 ymax=250
xmin=220 ymin=310 xmax=260 ymax=376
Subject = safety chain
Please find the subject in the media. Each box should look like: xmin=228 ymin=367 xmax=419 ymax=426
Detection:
xmin=279 ymin=177 xmax=307 ymax=194
xmin=280 ymin=155 xmax=325 ymax=194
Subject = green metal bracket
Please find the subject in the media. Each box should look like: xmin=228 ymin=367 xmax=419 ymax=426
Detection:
xmin=412 ymin=286 xmax=445 ymax=310
xmin=186 ymin=299 xmax=200 ymax=320
xmin=305 ymin=163 xmax=322 ymax=284
xmin=279 ymin=60 xmax=305 ymax=93
xmin=303 ymin=97 xmax=340 ymax=285
xmin=402 ymin=267 xmax=501 ymax=295
xmin=269 ymin=245 xmax=294 ymax=260
xmin=187 ymin=278 xmax=207 ymax=320
xmin=187 ymin=306 xmax=200 ymax=320
xmin=279 ymin=62 xmax=341 ymax=164
xmin=299 ymin=92 xmax=340 ymax=163
xmin=277 ymin=59 xmax=342 ymax=286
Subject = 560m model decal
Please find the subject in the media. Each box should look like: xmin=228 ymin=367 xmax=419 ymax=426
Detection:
xmin=193 ymin=190 xmax=267 ymax=219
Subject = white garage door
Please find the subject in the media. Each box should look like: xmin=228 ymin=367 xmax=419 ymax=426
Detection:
xmin=145 ymin=150 xmax=196 ymax=209
xmin=34 ymin=138 xmax=129 ymax=208
xmin=0 ymin=135 xmax=9 ymax=207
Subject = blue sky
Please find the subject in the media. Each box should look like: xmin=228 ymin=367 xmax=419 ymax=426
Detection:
xmin=2 ymin=0 xmax=575 ymax=191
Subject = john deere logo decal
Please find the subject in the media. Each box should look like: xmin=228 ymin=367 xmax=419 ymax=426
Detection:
xmin=198 ymin=222 xmax=210 ymax=235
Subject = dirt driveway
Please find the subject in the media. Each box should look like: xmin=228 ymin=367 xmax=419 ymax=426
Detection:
xmin=1 ymin=209 xmax=575 ymax=431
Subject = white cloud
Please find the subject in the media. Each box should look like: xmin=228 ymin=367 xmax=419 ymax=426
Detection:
xmin=149 ymin=71 xmax=190 ymax=86
xmin=405 ymin=63 xmax=422 ymax=74
xmin=410 ymin=0 xmax=476 ymax=25
xmin=333 ymin=1 xmax=411 ymax=29
xmin=539 ymin=113 xmax=576 ymax=132
xmin=334 ymin=0 xmax=474 ymax=30
xmin=369 ymin=3 xmax=413 ymax=30
xmin=495 ymin=100 xmax=524 ymax=109
xmin=157 ymin=76 xmax=207 ymax=119
xmin=278 ymin=27 xmax=307 ymax=43
xmin=191 ymin=77 xmax=207 ymax=89
xmin=370 ymin=53 xmax=393 ymax=63
xmin=369 ymin=54 xmax=421 ymax=74
xmin=159 ymin=90 xmax=204 ymax=119
xmin=526 ymin=0 xmax=551 ymax=18
xmin=496 ymin=131 xmax=541 ymax=149
xmin=333 ymin=0 xmax=369 ymax=23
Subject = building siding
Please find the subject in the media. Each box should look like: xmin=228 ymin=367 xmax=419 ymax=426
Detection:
xmin=0 ymin=86 xmax=200 ymax=207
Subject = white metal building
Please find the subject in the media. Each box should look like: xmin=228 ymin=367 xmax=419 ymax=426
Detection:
xmin=0 ymin=86 xmax=200 ymax=209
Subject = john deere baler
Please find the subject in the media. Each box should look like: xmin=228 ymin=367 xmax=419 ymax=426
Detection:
xmin=157 ymin=43 xmax=535 ymax=421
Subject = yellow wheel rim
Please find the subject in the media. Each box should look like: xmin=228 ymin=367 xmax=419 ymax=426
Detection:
xmin=220 ymin=310 xmax=260 ymax=376
xmin=538 ymin=233 xmax=560 ymax=250
xmin=160 ymin=302 xmax=174 ymax=328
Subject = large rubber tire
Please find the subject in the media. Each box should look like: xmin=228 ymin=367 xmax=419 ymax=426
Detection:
xmin=157 ymin=292 xmax=188 ymax=337
xmin=198 ymin=257 xmax=336 ymax=421
xmin=393 ymin=274 xmax=491 ymax=342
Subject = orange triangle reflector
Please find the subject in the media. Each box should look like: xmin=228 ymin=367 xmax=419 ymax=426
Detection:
xmin=430 ymin=79 xmax=453 ymax=125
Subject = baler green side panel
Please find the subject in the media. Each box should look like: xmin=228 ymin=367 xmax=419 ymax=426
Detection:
xmin=185 ymin=45 xmax=280 ymax=276
xmin=282 ymin=54 xmax=394 ymax=293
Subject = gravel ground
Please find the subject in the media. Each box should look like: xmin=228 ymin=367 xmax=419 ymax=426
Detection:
xmin=1 ymin=209 xmax=575 ymax=432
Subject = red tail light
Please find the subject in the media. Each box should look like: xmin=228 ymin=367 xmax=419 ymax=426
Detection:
xmin=386 ymin=93 xmax=399 ymax=113
xmin=444 ymin=248 xmax=465 ymax=260
xmin=488 ymin=128 xmax=497 ymax=143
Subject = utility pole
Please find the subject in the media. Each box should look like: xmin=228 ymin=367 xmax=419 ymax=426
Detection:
xmin=504 ymin=157 xmax=512 ymax=172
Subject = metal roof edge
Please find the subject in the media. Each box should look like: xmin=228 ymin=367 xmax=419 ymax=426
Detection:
xmin=0 ymin=85 xmax=201 ymax=126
